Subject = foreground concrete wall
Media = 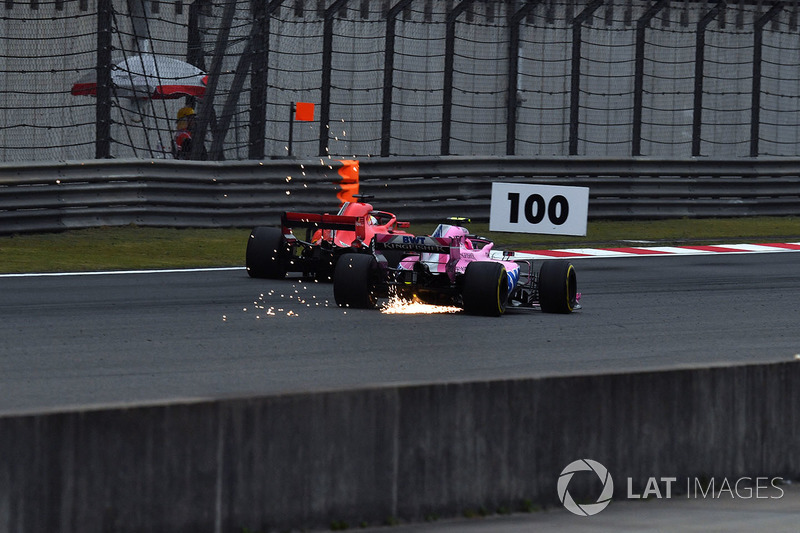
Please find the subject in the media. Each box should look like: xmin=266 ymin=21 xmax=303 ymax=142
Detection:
xmin=1 ymin=361 xmax=798 ymax=532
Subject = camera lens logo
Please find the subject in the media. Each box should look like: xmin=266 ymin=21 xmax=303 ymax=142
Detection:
xmin=558 ymin=459 xmax=614 ymax=516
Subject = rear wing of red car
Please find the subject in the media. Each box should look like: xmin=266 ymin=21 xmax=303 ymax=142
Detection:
xmin=281 ymin=211 xmax=366 ymax=241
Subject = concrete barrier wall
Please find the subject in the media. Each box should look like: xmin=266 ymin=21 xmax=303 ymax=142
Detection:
xmin=1 ymin=361 xmax=798 ymax=532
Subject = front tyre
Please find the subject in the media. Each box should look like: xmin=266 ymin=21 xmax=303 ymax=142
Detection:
xmin=462 ymin=262 xmax=508 ymax=317
xmin=246 ymin=227 xmax=289 ymax=279
xmin=333 ymin=254 xmax=379 ymax=309
xmin=538 ymin=260 xmax=577 ymax=313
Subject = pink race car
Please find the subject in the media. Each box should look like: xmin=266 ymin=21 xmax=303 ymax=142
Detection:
xmin=333 ymin=218 xmax=580 ymax=316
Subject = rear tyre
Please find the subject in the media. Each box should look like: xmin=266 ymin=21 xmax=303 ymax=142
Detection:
xmin=333 ymin=254 xmax=379 ymax=308
xmin=538 ymin=260 xmax=577 ymax=313
xmin=462 ymin=262 xmax=508 ymax=317
xmin=246 ymin=227 xmax=289 ymax=279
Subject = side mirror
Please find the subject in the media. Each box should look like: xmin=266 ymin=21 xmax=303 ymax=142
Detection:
xmin=397 ymin=221 xmax=411 ymax=229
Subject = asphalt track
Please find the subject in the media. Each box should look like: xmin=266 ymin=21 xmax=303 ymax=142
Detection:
xmin=1 ymin=251 xmax=799 ymax=415
xmin=352 ymin=482 xmax=800 ymax=533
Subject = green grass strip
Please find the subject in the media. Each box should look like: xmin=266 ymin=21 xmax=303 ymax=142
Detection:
xmin=1 ymin=217 xmax=799 ymax=274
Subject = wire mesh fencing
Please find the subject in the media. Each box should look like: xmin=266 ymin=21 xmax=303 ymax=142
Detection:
xmin=2 ymin=0 xmax=800 ymax=163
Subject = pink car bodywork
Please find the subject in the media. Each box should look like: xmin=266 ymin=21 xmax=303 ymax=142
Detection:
xmin=337 ymin=219 xmax=579 ymax=315
xmin=386 ymin=223 xmax=522 ymax=295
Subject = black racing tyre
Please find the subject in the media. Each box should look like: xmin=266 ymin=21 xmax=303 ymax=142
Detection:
xmin=333 ymin=253 xmax=379 ymax=308
xmin=246 ymin=227 xmax=289 ymax=279
xmin=538 ymin=260 xmax=577 ymax=314
xmin=462 ymin=261 xmax=508 ymax=317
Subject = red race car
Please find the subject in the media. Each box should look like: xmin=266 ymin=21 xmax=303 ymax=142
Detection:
xmin=246 ymin=196 xmax=412 ymax=281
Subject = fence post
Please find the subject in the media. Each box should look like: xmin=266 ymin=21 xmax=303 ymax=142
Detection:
xmin=191 ymin=0 xmax=237 ymax=160
xmin=569 ymin=0 xmax=604 ymax=155
xmin=95 ymin=0 xmax=113 ymax=159
xmin=692 ymin=0 xmax=726 ymax=157
xmin=128 ymin=0 xmax=150 ymax=52
xmin=248 ymin=0 xmax=268 ymax=160
xmin=381 ymin=0 xmax=415 ymax=157
xmin=187 ymin=0 xmax=208 ymax=70
xmin=210 ymin=26 xmax=263 ymax=160
xmin=750 ymin=2 xmax=784 ymax=157
xmin=248 ymin=0 xmax=285 ymax=160
xmin=442 ymin=0 xmax=476 ymax=156
xmin=632 ymin=0 xmax=670 ymax=156
xmin=319 ymin=0 xmax=350 ymax=157
xmin=507 ymin=0 xmax=542 ymax=156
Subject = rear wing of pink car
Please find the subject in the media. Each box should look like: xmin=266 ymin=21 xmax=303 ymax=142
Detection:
xmin=374 ymin=234 xmax=456 ymax=255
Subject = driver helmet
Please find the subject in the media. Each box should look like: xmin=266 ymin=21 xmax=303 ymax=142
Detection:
xmin=177 ymin=106 xmax=196 ymax=120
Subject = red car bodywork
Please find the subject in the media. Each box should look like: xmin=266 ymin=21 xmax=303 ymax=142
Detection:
xmin=246 ymin=199 xmax=412 ymax=280
xmin=284 ymin=200 xmax=412 ymax=250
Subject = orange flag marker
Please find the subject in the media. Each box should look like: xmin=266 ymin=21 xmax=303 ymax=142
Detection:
xmin=295 ymin=102 xmax=315 ymax=121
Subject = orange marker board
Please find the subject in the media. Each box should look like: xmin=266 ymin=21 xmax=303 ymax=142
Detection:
xmin=336 ymin=160 xmax=359 ymax=205
xmin=294 ymin=102 xmax=315 ymax=121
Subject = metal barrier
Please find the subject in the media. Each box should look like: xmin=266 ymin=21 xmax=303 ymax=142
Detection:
xmin=1 ymin=157 xmax=799 ymax=235
xmin=0 ymin=158 xmax=351 ymax=234
xmin=360 ymin=156 xmax=800 ymax=220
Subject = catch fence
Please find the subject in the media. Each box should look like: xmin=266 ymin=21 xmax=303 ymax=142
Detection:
xmin=2 ymin=0 xmax=800 ymax=162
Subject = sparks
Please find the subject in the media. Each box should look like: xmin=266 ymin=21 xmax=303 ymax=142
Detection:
xmin=380 ymin=295 xmax=461 ymax=315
